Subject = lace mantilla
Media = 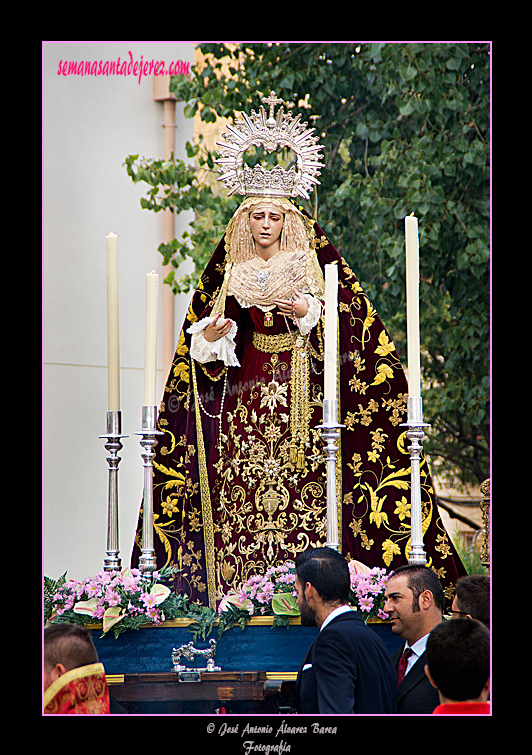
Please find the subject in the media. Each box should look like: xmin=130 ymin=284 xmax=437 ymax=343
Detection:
xmin=227 ymin=249 xmax=310 ymax=310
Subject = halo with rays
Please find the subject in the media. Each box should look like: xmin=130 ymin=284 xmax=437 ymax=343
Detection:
xmin=215 ymin=91 xmax=324 ymax=200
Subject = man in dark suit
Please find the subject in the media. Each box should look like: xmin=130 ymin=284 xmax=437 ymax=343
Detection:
xmin=295 ymin=547 xmax=396 ymax=714
xmin=383 ymin=564 xmax=444 ymax=714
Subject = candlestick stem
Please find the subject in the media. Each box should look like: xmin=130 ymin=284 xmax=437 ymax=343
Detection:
xmin=317 ymin=399 xmax=345 ymax=551
xmin=100 ymin=410 xmax=128 ymax=572
xmin=135 ymin=405 xmax=163 ymax=575
xmin=401 ymin=396 xmax=430 ymax=565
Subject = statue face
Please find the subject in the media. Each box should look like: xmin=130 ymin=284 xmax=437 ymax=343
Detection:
xmin=249 ymin=205 xmax=284 ymax=254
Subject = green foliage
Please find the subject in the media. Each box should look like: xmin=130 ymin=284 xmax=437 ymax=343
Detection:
xmin=44 ymin=572 xmax=67 ymax=623
xmin=215 ymin=603 xmax=294 ymax=632
xmin=124 ymin=42 xmax=490 ymax=488
xmin=450 ymin=532 xmax=490 ymax=576
xmin=124 ymin=152 xmax=240 ymax=293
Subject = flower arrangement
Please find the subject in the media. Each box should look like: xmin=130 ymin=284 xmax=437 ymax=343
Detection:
xmin=44 ymin=559 xmax=391 ymax=641
xmin=44 ymin=566 xmax=194 ymax=638
xmin=217 ymin=559 xmax=391 ymax=628
xmin=348 ymin=561 xmax=390 ymax=622
xmin=217 ymin=562 xmax=299 ymax=630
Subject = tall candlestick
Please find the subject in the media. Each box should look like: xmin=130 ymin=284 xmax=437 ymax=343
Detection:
xmin=324 ymin=263 xmax=338 ymax=401
xmin=144 ymin=271 xmax=159 ymax=407
xmin=405 ymin=215 xmax=421 ymax=398
xmin=106 ymin=233 xmax=120 ymax=411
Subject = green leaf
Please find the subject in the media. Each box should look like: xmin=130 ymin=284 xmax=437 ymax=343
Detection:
xmin=183 ymin=101 xmax=198 ymax=119
xmin=399 ymin=100 xmax=414 ymax=116
xmin=446 ymin=57 xmax=462 ymax=70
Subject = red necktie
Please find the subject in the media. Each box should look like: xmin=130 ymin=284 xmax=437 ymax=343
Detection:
xmin=397 ymin=647 xmax=412 ymax=686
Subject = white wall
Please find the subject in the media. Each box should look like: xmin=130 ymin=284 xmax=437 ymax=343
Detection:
xmin=43 ymin=42 xmax=195 ymax=582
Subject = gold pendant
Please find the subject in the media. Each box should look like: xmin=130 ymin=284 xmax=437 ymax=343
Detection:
xmin=264 ymin=311 xmax=273 ymax=327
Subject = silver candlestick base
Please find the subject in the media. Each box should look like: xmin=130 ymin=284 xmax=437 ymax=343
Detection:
xmin=316 ymin=398 xmax=345 ymax=551
xmin=135 ymin=405 xmax=163 ymax=576
xmin=100 ymin=410 xmax=128 ymax=572
xmin=401 ymin=396 xmax=430 ymax=566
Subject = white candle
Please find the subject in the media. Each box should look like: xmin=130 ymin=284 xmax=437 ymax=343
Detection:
xmin=324 ymin=262 xmax=339 ymax=402
xmin=106 ymin=233 xmax=120 ymax=411
xmin=144 ymin=271 xmax=159 ymax=407
xmin=405 ymin=215 xmax=421 ymax=397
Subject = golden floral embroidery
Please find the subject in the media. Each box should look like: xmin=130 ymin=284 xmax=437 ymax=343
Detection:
xmin=382 ymin=538 xmax=402 ymax=566
xmin=260 ymin=380 xmax=288 ymax=413
xmin=368 ymin=486 xmax=389 ymax=528
xmin=371 ymin=362 xmax=395 ymax=387
xmin=209 ymin=352 xmax=326 ymax=594
xmin=374 ymin=330 xmax=396 ymax=357
xmin=180 ymin=540 xmax=206 ymax=594
xmin=382 ymin=394 xmax=408 ymax=426
xmin=342 ymin=431 xmax=435 ymax=569
xmin=175 ymin=330 xmax=189 ymax=356
xmin=344 ymin=400 xmax=379 ymax=428
xmin=133 ymin=234 xmax=463 ymax=605
xmin=394 ymin=496 xmax=411 ymax=521
xmin=349 ymin=375 xmax=370 ymax=394
xmin=348 ymin=516 xmax=374 ymax=550
xmin=370 ymin=428 xmax=389 ymax=458
xmin=435 ymin=532 xmax=452 ymax=558
xmin=348 ymin=349 xmax=366 ymax=373
xmin=347 ymin=452 xmax=363 ymax=475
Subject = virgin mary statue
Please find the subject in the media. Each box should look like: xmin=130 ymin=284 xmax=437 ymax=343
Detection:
xmin=131 ymin=92 xmax=465 ymax=608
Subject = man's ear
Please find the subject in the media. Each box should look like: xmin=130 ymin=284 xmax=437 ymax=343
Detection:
xmin=51 ymin=662 xmax=67 ymax=682
xmin=419 ymin=589 xmax=434 ymax=610
xmin=304 ymin=582 xmax=319 ymax=603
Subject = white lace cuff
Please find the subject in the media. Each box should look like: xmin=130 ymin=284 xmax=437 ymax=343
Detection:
xmin=187 ymin=317 xmax=241 ymax=367
xmin=296 ymin=295 xmax=323 ymax=335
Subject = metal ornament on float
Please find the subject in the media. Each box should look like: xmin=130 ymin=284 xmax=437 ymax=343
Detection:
xmin=401 ymin=396 xmax=429 ymax=565
xmin=100 ymin=410 xmax=128 ymax=572
xmin=136 ymin=405 xmax=163 ymax=576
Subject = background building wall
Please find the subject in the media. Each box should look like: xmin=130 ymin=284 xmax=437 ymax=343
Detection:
xmin=43 ymin=42 xmax=195 ymax=581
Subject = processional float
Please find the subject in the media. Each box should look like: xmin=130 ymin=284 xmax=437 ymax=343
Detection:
xmin=100 ymin=92 xmax=428 ymax=578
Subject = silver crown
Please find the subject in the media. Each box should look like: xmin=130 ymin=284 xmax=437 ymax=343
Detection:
xmin=215 ymin=91 xmax=324 ymax=200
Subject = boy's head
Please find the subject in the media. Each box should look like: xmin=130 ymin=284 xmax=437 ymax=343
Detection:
xmin=425 ymin=618 xmax=490 ymax=702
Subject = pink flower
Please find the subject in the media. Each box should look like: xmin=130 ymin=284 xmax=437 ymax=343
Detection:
xmin=105 ymin=590 xmax=121 ymax=606
xmin=140 ymin=592 xmax=157 ymax=608
xmin=146 ymin=606 xmax=161 ymax=622
xmin=122 ymin=576 xmax=140 ymax=593
xmin=359 ymin=596 xmax=374 ymax=612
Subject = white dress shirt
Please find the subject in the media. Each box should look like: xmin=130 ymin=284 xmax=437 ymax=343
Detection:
xmin=402 ymin=633 xmax=429 ymax=675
